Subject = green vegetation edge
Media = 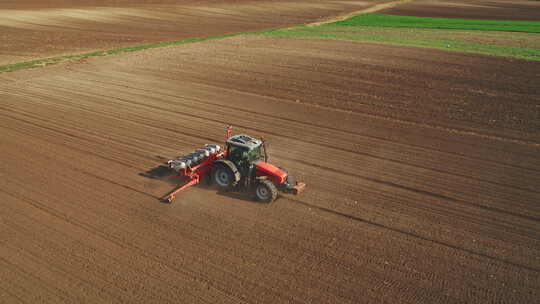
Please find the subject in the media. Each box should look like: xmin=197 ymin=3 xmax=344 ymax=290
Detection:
xmin=0 ymin=32 xmax=249 ymax=73
xmin=261 ymin=13 xmax=540 ymax=61
xmin=331 ymin=13 xmax=540 ymax=33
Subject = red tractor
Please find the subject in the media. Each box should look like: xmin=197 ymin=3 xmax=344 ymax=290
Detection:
xmin=164 ymin=127 xmax=306 ymax=203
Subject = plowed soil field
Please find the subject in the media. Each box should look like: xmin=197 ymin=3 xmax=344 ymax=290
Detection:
xmin=381 ymin=0 xmax=540 ymax=21
xmin=1 ymin=33 xmax=539 ymax=303
xmin=2 ymin=0 xmax=540 ymax=303
xmin=0 ymin=0 xmax=382 ymax=65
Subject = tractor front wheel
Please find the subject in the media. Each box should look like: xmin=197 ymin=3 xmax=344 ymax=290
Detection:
xmin=213 ymin=166 xmax=234 ymax=189
xmin=255 ymin=179 xmax=278 ymax=203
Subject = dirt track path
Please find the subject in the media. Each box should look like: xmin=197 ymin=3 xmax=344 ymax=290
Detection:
xmin=1 ymin=34 xmax=539 ymax=303
xmin=309 ymin=0 xmax=416 ymax=25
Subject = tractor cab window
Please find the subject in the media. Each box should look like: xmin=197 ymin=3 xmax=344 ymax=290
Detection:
xmin=227 ymin=144 xmax=246 ymax=162
xmin=247 ymin=145 xmax=263 ymax=162
xmin=227 ymin=144 xmax=263 ymax=164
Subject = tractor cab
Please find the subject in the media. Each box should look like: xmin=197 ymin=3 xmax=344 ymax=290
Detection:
xmin=224 ymin=133 xmax=288 ymax=188
xmin=225 ymin=134 xmax=266 ymax=167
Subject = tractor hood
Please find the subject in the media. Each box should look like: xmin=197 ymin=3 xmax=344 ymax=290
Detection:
xmin=255 ymin=161 xmax=287 ymax=184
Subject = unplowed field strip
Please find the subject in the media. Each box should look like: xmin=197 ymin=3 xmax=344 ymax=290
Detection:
xmin=1 ymin=33 xmax=539 ymax=303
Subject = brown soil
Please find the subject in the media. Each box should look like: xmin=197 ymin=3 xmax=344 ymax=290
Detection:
xmin=0 ymin=0 xmax=386 ymax=65
xmin=381 ymin=0 xmax=540 ymax=21
xmin=1 ymin=32 xmax=539 ymax=303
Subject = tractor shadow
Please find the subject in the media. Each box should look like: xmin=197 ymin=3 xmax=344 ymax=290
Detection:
xmin=139 ymin=164 xmax=180 ymax=185
xmin=215 ymin=189 xmax=269 ymax=204
xmin=139 ymin=164 xmax=218 ymax=203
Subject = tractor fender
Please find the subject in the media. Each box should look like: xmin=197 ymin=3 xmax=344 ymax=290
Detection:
xmin=213 ymin=159 xmax=241 ymax=184
xmin=255 ymin=161 xmax=287 ymax=185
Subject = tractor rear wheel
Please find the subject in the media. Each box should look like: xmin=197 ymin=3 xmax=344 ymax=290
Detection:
xmin=255 ymin=179 xmax=278 ymax=203
xmin=213 ymin=166 xmax=234 ymax=189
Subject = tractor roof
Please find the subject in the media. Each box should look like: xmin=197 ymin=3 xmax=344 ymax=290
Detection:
xmin=227 ymin=134 xmax=262 ymax=150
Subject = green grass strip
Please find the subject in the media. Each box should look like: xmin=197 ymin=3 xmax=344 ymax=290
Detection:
xmin=0 ymin=32 xmax=249 ymax=73
xmin=331 ymin=13 xmax=540 ymax=33
xmin=264 ymin=28 xmax=540 ymax=61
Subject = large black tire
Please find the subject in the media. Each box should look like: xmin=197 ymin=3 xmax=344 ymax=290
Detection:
xmin=213 ymin=166 xmax=234 ymax=189
xmin=254 ymin=179 xmax=278 ymax=203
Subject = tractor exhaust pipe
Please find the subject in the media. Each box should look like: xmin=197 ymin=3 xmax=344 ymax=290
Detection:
xmin=261 ymin=136 xmax=269 ymax=163
xmin=226 ymin=125 xmax=232 ymax=140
